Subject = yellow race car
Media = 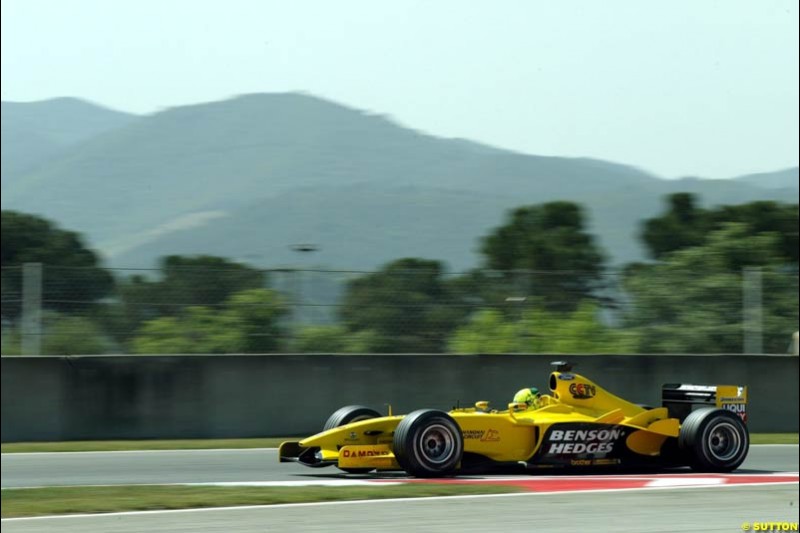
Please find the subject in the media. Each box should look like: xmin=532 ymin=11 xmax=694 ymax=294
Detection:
xmin=279 ymin=362 xmax=749 ymax=477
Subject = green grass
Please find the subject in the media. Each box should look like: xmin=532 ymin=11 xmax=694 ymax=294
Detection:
xmin=749 ymin=433 xmax=799 ymax=445
xmin=1 ymin=438 xmax=292 ymax=453
xmin=2 ymin=433 xmax=797 ymax=453
xmin=1 ymin=484 xmax=521 ymax=518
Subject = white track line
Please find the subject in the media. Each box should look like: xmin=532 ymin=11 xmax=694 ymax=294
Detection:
xmin=2 ymin=480 xmax=797 ymax=523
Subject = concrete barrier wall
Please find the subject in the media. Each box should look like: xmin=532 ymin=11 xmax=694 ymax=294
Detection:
xmin=1 ymin=354 xmax=796 ymax=442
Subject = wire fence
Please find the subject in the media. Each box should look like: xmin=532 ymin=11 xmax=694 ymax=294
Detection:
xmin=1 ymin=264 xmax=798 ymax=355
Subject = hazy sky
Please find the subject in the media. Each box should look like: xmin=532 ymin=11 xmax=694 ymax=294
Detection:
xmin=2 ymin=0 xmax=797 ymax=179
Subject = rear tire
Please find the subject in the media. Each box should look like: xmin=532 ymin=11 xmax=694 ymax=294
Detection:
xmin=679 ymin=407 xmax=749 ymax=472
xmin=393 ymin=409 xmax=463 ymax=478
xmin=323 ymin=405 xmax=382 ymax=474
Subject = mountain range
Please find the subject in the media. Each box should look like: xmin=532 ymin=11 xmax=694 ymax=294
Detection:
xmin=1 ymin=93 xmax=797 ymax=271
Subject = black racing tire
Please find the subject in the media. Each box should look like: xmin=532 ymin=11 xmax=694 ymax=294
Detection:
xmin=679 ymin=407 xmax=749 ymax=472
xmin=323 ymin=405 xmax=382 ymax=474
xmin=323 ymin=405 xmax=382 ymax=431
xmin=393 ymin=409 xmax=463 ymax=478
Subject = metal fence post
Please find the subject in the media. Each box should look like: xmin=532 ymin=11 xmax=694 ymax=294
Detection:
xmin=743 ymin=266 xmax=763 ymax=354
xmin=21 ymin=262 xmax=43 ymax=356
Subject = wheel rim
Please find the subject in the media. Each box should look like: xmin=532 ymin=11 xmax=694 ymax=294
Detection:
xmin=706 ymin=422 xmax=741 ymax=461
xmin=349 ymin=415 xmax=373 ymax=423
xmin=417 ymin=424 xmax=455 ymax=464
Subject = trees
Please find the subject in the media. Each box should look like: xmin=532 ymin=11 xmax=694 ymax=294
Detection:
xmin=113 ymin=255 xmax=266 ymax=345
xmin=479 ymin=202 xmax=605 ymax=312
xmin=41 ymin=315 xmax=114 ymax=355
xmin=132 ymin=307 xmax=241 ymax=354
xmin=225 ymin=289 xmax=288 ymax=353
xmin=448 ymin=301 xmax=635 ymax=354
xmin=119 ymin=254 xmax=266 ymax=314
xmin=132 ymin=288 xmax=288 ymax=354
xmin=339 ymin=258 xmax=465 ymax=353
xmin=641 ymin=193 xmax=709 ymax=259
xmin=291 ymin=325 xmax=385 ymax=353
xmin=630 ymin=196 xmax=799 ymax=354
xmin=156 ymin=255 xmax=266 ymax=307
xmin=337 ymin=203 xmax=608 ymax=353
xmin=710 ymin=201 xmax=798 ymax=263
xmin=624 ymin=224 xmax=798 ymax=353
xmin=1 ymin=211 xmax=114 ymax=318
xmin=292 ymin=325 xmax=348 ymax=353
xmin=1 ymin=312 xmax=114 ymax=355
xmin=642 ymin=194 xmax=798 ymax=262
xmin=5 ymin=195 xmax=795 ymax=356
xmin=446 ymin=309 xmax=519 ymax=354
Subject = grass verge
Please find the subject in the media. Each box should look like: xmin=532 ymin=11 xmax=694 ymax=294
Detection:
xmin=749 ymin=433 xmax=799 ymax=445
xmin=1 ymin=484 xmax=521 ymax=518
xmin=3 ymin=433 xmax=797 ymax=453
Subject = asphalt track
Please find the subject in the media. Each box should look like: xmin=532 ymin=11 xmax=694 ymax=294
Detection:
xmin=2 ymin=445 xmax=798 ymax=488
xmin=2 ymin=446 xmax=798 ymax=533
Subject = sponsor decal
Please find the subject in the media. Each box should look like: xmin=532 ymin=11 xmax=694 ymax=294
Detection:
xmin=558 ymin=373 xmax=575 ymax=381
xmin=569 ymin=458 xmax=621 ymax=466
xmin=722 ymin=403 xmax=748 ymax=423
xmin=341 ymin=448 xmax=390 ymax=458
xmin=480 ymin=429 xmax=500 ymax=442
xmin=462 ymin=430 xmax=486 ymax=440
xmin=568 ymin=383 xmax=596 ymax=399
xmin=591 ymin=458 xmax=621 ymax=466
xmin=716 ymin=385 xmax=747 ymax=423
xmin=549 ymin=442 xmax=614 ymax=454
xmin=546 ymin=428 xmax=623 ymax=455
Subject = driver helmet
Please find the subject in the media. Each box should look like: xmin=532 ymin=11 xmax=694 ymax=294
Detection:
xmin=513 ymin=387 xmax=541 ymax=409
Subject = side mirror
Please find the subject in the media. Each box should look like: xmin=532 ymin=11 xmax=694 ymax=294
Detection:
xmin=475 ymin=401 xmax=490 ymax=411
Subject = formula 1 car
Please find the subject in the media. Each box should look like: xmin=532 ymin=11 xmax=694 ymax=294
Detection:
xmin=279 ymin=362 xmax=749 ymax=477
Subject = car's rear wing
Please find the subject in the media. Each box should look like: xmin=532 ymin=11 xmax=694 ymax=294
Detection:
xmin=662 ymin=384 xmax=748 ymax=423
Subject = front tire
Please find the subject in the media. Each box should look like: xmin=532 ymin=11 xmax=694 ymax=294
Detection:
xmin=323 ymin=405 xmax=382 ymax=474
xmin=393 ymin=409 xmax=463 ymax=478
xmin=679 ymin=407 xmax=749 ymax=472
xmin=323 ymin=405 xmax=381 ymax=431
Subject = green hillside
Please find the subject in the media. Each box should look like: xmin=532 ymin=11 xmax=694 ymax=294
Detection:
xmin=1 ymin=93 xmax=796 ymax=269
xmin=1 ymin=98 xmax=138 ymax=193
xmin=732 ymin=167 xmax=798 ymax=190
xmin=1 ymin=93 xmax=659 ymax=243
xmin=111 ymin=180 xmax=792 ymax=271
xmin=0 ymin=122 xmax=62 ymax=188
xmin=1 ymin=98 xmax=138 ymax=146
